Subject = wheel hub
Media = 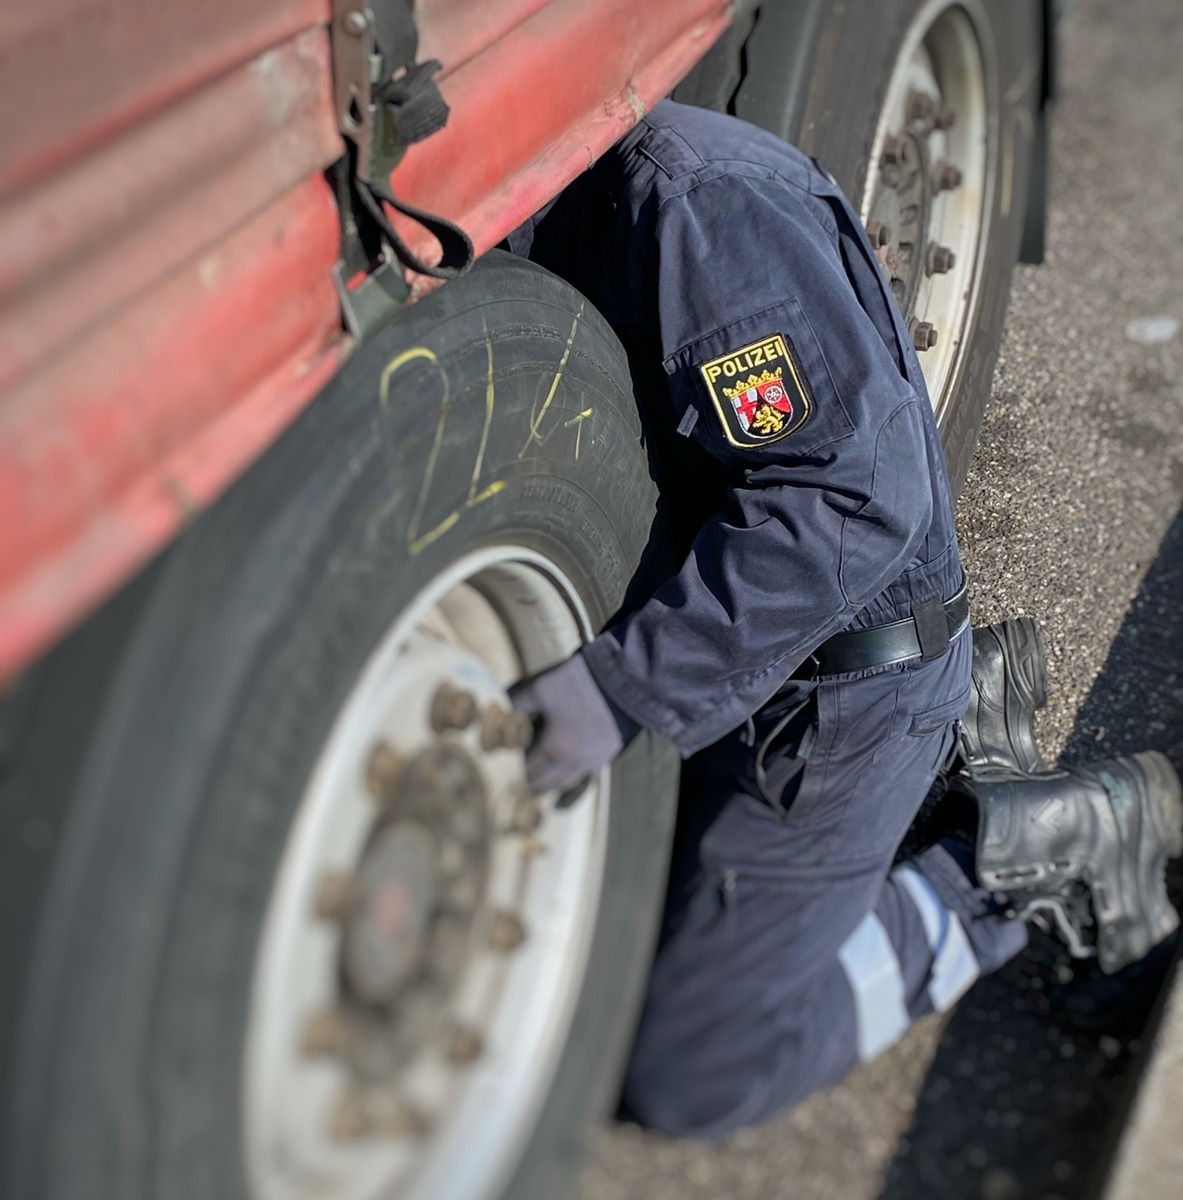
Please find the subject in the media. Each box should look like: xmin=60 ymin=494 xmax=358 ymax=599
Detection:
xmin=859 ymin=2 xmax=990 ymax=420
xmin=246 ymin=550 xmax=610 ymax=1200
xmin=869 ymin=124 xmax=934 ymax=317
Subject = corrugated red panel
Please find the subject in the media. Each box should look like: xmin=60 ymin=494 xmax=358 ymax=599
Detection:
xmin=0 ymin=175 xmax=345 ymax=678
xmin=394 ymin=0 xmax=730 ymax=286
xmin=0 ymin=0 xmax=330 ymax=196
xmin=0 ymin=27 xmax=343 ymax=393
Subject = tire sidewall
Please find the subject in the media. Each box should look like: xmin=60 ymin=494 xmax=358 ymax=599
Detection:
xmin=6 ymin=255 xmax=676 ymax=1200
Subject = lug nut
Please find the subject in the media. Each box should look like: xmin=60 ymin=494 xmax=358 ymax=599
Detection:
xmin=488 ymin=909 xmax=526 ymax=952
xmin=911 ymin=320 xmax=939 ymax=351
xmin=330 ymin=1091 xmax=370 ymax=1141
xmin=431 ymin=683 xmax=478 ymax=733
xmin=480 ymin=703 xmax=534 ymax=752
xmin=880 ymin=134 xmax=904 ymax=167
xmin=366 ymin=741 xmax=405 ymax=802
xmin=933 ymin=161 xmax=963 ymax=193
xmin=302 ymin=1008 xmax=350 ymax=1057
xmin=447 ymin=1024 xmax=484 ymax=1064
xmin=865 ymin=219 xmax=892 ymax=249
xmin=314 ymin=870 xmax=355 ymax=921
xmin=907 ymin=90 xmax=936 ymax=123
xmin=928 ymin=244 xmax=956 ymax=274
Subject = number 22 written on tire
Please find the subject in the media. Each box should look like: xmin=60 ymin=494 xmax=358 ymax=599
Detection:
xmin=379 ymin=313 xmax=595 ymax=556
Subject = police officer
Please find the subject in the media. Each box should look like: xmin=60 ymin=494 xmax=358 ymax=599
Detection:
xmin=509 ymin=101 xmax=1182 ymax=1137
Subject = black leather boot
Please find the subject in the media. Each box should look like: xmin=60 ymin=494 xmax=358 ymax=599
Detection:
xmin=959 ymin=752 xmax=1183 ymax=973
xmin=961 ymin=617 xmax=1049 ymax=776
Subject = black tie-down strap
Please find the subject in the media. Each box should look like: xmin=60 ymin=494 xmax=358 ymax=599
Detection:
xmin=333 ymin=1 xmax=474 ymax=279
xmin=374 ymin=59 xmax=451 ymax=145
xmin=356 ymin=173 xmax=474 ymax=280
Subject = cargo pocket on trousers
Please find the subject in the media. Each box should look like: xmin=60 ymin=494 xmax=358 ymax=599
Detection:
xmin=908 ymin=685 xmax=972 ymax=736
xmin=907 ymin=684 xmax=971 ymax=781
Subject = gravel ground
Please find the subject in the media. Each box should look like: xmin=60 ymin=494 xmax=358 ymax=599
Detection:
xmin=581 ymin=1 xmax=1183 ymax=1197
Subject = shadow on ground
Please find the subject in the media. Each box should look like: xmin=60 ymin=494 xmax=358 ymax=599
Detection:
xmin=879 ymin=507 xmax=1183 ymax=1200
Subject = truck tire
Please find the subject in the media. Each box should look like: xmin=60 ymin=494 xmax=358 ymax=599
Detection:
xmin=681 ymin=0 xmax=1045 ymax=494
xmin=0 ymin=252 xmax=678 ymax=1200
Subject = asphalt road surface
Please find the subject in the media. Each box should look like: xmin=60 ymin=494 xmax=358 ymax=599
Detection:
xmin=580 ymin=1 xmax=1183 ymax=1197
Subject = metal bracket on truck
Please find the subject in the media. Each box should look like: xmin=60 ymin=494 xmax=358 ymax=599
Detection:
xmin=329 ymin=0 xmax=473 ymax=299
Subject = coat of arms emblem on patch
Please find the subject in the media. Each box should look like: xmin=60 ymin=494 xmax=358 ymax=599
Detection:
xmin=699 ymin=332 xmax=812 ymax=448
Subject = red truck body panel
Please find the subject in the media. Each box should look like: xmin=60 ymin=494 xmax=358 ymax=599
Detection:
xmin=0 ymin=0 xmax=728 ymax=679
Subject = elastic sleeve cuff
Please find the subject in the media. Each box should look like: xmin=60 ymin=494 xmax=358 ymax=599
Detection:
xmin=579 ymin=647 xmax=643 ymax=746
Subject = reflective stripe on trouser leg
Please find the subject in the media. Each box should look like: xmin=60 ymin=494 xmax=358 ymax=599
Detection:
xmin=836 ymin=865 xmax=983 ymax=1062
xmin=836 ymin=912 xmax=911 ymax=1060
xmin=893 ymin=863 xmax=981 ymax=1011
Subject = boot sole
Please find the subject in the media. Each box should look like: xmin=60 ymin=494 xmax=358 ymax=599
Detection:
xmin=1096 ymin=751 xmax=1183 ymax=974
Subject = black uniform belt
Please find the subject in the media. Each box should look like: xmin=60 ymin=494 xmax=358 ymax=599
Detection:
xmin=793 ymin=585 xmax=970 ymax=679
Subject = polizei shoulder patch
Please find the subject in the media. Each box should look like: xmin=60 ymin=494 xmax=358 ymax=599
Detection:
xmin=700 ymin=333 xmax=812 ymax=449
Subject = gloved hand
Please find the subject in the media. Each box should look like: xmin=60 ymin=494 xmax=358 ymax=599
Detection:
xmin=510 ymin=651 xmax=635 ymax=795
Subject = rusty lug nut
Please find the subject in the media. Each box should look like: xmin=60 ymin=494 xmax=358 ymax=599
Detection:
xmin=314 ymin=870 xmax=355 ymax=921
xmin=911 ymin=320 xmax=939 ymax=351
xmin=447 ymin=1025 xmax=484 ymax=1065
xmin=933 ymin=161 xmax=963 ymax=192
xmin=480 ymin=703 xmax=534 ymax=752
xmin=928 ymin=244 xmax=956 ymax=275
xmin=907 ymin=89 xmax=936 ymax=122
xmin=431 ymin=682 xmax=478 ymax=733
xmin=865 ymin=219 xmax=892 ymax=249
xmin=302 ymin=1008 xmax=350 ymax=1057
xmin=366 ymin=741 xmax=405 ymax=802
xmin=331 ymin=1091 xmax=370 ymax=1141
xmin=880 ymin=134 xmax=904 ymax=167
xmin=488 ymin=910 xmax=527 ymax=952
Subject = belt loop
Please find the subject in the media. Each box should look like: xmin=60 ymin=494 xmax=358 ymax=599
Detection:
xmin=912 ymin=596 xmax=950 ymax=662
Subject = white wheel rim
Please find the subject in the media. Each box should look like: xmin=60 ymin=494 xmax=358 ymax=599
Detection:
xmin=244 ymin=546 xmax=608 ymax=1200
xmin=860 ymin=1 xmax=993 ymax=423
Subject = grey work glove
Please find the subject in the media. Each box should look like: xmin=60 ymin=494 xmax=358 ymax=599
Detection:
xmin=510 ymin=651 xmax=634 ymax=795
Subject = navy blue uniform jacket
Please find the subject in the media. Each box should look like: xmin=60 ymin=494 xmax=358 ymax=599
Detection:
xmin=509 ymin=102 xmax=964 ymax=755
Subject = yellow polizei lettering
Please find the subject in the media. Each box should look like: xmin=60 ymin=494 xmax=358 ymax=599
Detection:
xmin=702 ymin=334 xmax=792 ymax=384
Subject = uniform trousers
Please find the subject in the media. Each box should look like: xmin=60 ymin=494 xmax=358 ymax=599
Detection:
xmin=622 ymin=628 xmax=1028 ymax=1137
